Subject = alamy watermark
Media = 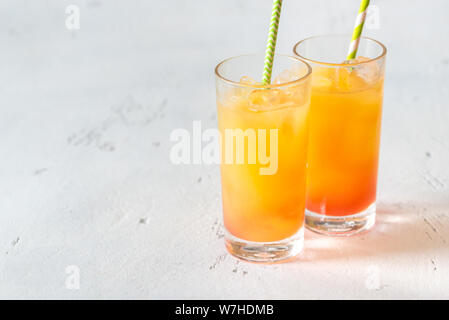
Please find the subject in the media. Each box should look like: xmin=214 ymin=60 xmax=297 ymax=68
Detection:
xmin=169 ymin=121 xmax=278 ymax=175
xmin=65 ymin=5 xmax=80 ymax=30
xmin=365 ymin=5 xmax=380 ymax=30
xmin=65 ymin=265 xmax=80 ymax=290
xmin=365 ymin=265 xmax=381 ymax=290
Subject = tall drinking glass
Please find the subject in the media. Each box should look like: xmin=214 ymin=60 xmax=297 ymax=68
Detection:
xmin=293 ymin=35 xmax=387 ymax=236
xmin=215 ymin=54 xmax=312 ymax=262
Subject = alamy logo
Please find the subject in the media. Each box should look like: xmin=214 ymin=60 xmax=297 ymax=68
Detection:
xmin=65 ymin=265 xmax=80 ymax=290
xmin=169 ymin=121 xmax=278 ymax=175
xmin=365 ymin=265 xmax=381 ymax=290
xmin=65 ymin=5 xmax=80 ymax=30
xmin=365 ymin=5 xmax=380 ymax=30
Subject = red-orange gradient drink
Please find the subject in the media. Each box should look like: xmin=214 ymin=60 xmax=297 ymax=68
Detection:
xmin=218 ymin=87 xmax=309 ymax=243
xmin=215 ymin=54 xmax=312 ymax=262
xmin=307 ymin=64 xmax=383 ymax=215
xmin=294 ymin=35 xmax=387 ymax=236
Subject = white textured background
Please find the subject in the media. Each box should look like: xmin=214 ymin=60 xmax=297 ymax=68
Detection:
xmin=1 ymin=0 xmax=448 ymax=299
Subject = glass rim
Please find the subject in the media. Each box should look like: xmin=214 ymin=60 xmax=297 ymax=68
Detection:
xmin=293 ymin=34 xmax=387 ymax=67
xmin=215 ymin=53 xmax=312 ymax=89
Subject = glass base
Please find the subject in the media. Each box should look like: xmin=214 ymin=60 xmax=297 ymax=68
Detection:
xmin=305 ymin=203 xmax=376 ymax=236
xmin=225 ymin=227 xmax=304 ymax=263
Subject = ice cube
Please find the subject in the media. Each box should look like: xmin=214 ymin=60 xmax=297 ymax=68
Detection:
xmin=291 ymin=63 xmax=309 ymax=79
xmin=240 ymin=76 xmax=257 ymax=85
xmin=311 ymin=67 xmax=335 ymax=89
xmin=285 ymin=84 xmax=308 ymax=104
xmin=248 ymin=89 xmax=283 ymax=111
xmin=348 ymin=56 xmax=380 ymax=84
xmin=272 ymin=70 xmax=295 ymax=85
xmin=223 ymin=87 xmax=248 ymax=108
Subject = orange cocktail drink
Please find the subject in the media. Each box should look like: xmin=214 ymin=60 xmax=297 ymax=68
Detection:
xmin=307 ymin=63 xmax=384 ymax=215
xmin=294 ymin=35 xmax=387 ymax=235
xmin=215 ymin=54 xmax=312 ymax=262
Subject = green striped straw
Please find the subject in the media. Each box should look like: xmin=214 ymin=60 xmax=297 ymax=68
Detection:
xmin=262 ymin=0 xmax=283 ymax=85
xmin=346 ymin=0 xmax=370 ymax=61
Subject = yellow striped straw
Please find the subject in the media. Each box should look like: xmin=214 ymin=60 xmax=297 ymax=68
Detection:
xmin=262 ymin=0 xmax=283 ymax=85
xmin=346 ymin=0 xmax=370 ymax=60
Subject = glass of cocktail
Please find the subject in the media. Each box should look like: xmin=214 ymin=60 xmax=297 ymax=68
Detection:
xmin=293 ymin=35 xmax=387 ymax=236
xmin=215 ymin=54 xmax=312 ymax=262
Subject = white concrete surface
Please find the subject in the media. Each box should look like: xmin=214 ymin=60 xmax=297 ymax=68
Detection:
xmin=1 ymin=0 xmax=448 ymax=299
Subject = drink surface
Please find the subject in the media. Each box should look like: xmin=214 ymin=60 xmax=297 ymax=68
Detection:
xmin=306 ymin=57 xmax=384 ymax=216
xmin=217 ymin=81 xmax=310 ymax=242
